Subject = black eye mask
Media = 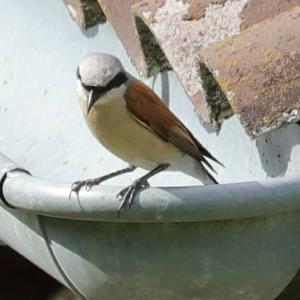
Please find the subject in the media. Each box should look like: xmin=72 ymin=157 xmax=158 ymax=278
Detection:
xmin=77 ymin=67 xmax=128 ymax=98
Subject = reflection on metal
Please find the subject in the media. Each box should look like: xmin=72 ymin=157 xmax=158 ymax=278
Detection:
xmin=1 ymin=152 xmax=300 ymax=299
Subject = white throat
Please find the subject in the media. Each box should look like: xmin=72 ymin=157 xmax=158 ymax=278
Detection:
xmin=94 ymin=83 xmax=127 ymax=107
xmin=77 ymin=81 xmax=127 ymax=111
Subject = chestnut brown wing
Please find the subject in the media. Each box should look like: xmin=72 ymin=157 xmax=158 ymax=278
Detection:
xmin=124 ymin=79 xmax=222 ymax=172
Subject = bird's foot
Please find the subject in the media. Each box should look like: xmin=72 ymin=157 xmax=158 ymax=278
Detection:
xmin=69 ymin=178 xmax=104 ymax=200
xmin=117 ymin=178 xmax=150 ymax=214
xmin=84 ymin=178 xmax=105 ymax=191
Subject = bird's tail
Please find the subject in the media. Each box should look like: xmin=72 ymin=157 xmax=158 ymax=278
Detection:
xmin=202 ymin=169 xmax=218 ymax=184
xmin=193 ymin=163 xmax=218 ymax=185
xmin=175 ymin=156 xmax=219 ymax=185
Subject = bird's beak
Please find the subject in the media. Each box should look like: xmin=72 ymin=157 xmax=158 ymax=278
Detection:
xmin=87 ymin=89 xmax=97 ymax=114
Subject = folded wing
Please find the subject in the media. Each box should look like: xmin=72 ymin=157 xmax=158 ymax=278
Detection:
xmin=124 ymin=79 xmax=223 ymax=173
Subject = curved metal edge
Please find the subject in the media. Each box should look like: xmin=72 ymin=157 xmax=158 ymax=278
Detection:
xmin=0 ymin=153 xmax=31 ymax=209
xmin=37 ymin=215 xmax=87 ymax=300
xmin=1 ymin=152 xmax=300 ymax=223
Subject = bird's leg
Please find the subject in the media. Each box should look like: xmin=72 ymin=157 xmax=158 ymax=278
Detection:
xmin=117 ymin=163 xmax=169 ymax=214
xmin=69 ymin=165 xmax=136 ymax=200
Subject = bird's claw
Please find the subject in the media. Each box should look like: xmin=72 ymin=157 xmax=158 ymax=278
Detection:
xmin=69 ymin=180 xmax=86 ymax=200
xmin=117 ymin=179 xmax=150 ymax=214
xmin=69 ymin=178 xmax=103 ymax=200
xmin=84 ymin=178 xmax=103 ymax=191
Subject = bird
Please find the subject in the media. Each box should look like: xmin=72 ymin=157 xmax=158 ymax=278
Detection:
xmin=70 ymin=52 xmax=223 ymax=213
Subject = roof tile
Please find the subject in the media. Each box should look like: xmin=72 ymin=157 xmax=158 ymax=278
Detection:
xmin=97 ymin=0 xmax=147 ymax=74
xmin=64 ymin=0 xmax=106 ymax=28
xmin=199 ymin=6 xmax=300 ymax=137
xmin=240 ymin=0 xmax=300 ymax=30
xmin=133 ymin=0 xmax=247 ymax=125
xmin=63 ymin=0 xmax=300 ymax=135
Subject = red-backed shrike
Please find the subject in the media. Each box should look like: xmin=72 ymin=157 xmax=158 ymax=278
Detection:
xmin=70 ymin=53 xmax=223 ymax=213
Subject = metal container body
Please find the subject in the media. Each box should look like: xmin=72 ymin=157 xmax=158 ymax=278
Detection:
xmin=1 ymin=205 xmax=300 ymax=300
xmin=0 ymin=206 xmax=67 ymax=286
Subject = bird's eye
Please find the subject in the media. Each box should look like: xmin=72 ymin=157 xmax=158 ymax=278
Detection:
xmin=76 ymin=67 xmax=81 ymax=80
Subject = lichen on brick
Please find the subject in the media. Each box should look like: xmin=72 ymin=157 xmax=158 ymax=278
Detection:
xmin=199 ymin=62 xmax=233 ymax=123
xmin=65 ymin=0 xmax=106 ymax=28
xmin=81 ymin=0 xmax=106 ymax=28
xmin=134 ymin=16 xmax=171 ymax=76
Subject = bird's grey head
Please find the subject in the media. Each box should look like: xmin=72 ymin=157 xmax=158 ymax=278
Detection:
xmin=76 ymin=53 xmax=128 ymax=113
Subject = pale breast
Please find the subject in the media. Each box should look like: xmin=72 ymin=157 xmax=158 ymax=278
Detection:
xmin=80 ymin=90 xmax=181 ymax=170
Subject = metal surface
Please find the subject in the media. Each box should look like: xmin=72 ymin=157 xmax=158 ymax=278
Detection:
xmin=1 ymin=152 xmax=300 ymax=222
xmin=1 ymin=153 xmax=300 ymax=299
xmin=44 ymin=211 xmax=300 ymax=300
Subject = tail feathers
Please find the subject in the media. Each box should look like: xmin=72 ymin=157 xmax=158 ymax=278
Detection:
xmin=194 ymin=163 xmax=219 ymax=185
xmin=176 ymin=156 xmax=219 ymax=185
xmin=201 ymin=156 xmax=217 ymax=174
xmin=204 ymin=169 xmax=218 ymax=184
